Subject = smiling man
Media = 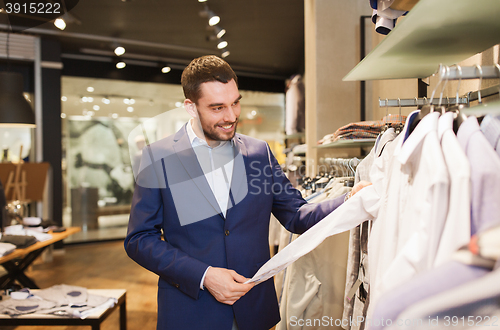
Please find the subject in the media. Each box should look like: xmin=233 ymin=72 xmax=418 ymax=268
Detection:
xmin=125 ymin=55 xmax=369 ymax=330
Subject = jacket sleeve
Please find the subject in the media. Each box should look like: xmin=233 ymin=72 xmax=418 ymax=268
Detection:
xmin=124 ymin=161 xmax=209 ymax=300
xmin=268 ymin=146 xmax=346 ymax=234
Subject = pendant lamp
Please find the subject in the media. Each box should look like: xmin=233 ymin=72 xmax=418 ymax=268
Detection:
xmin=0 ymin=71 xmax=36 ymax=127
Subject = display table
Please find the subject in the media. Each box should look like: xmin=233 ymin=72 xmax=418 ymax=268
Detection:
xmin=0 ymin=227 xmax=81 ymax=289
xmin=0 ymin=289 xmax=127 ymax=330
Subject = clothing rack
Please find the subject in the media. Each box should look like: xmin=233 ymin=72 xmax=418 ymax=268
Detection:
xmin=380 ymin=64 xmax=500 ymax=108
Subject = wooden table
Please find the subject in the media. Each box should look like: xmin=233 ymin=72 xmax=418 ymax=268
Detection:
xmin=0 ymin=227 xmax=81 ymax=289
xmin=0 ymin=289 xmax=127 ymax=330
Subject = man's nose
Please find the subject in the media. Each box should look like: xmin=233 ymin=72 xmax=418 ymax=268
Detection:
xmin=223 ymin=107 xmax=237 ymax=123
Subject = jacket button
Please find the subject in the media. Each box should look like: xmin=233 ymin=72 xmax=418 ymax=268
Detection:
xmin=174 ymin=283 xmax=180 ymax=288
xmin=225 ymin=230 xmax=230 ymax=236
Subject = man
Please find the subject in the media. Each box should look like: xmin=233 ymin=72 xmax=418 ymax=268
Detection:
xmin=125 ymin=55 xmax=369 ymax=330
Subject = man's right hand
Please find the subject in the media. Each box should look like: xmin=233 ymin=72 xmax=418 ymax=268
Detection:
xmin=203 ymin=267 xmax=255 ymax=305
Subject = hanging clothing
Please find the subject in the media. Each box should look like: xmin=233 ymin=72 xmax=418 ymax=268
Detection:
xmin=278 ymin=184 xmax=352 ymax=330
xmin=343 ymin=127 xmax=397 ymax=330
xmin=433 ymin=112 xmax=471 ymax=266
xmin=285 ymin=75 xmax=305 ymax=136
xmin=367 ymin=111 xmax=450 ymax=318
xmin=480 ymin=114 xmax=500 ymax=157
xmin=397 ymin=267 xmax=500 ymax=330
xmin=457 ymin=116 xmax=500 ymax=235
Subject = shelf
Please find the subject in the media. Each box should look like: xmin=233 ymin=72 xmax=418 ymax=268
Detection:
xmin=343 ymin=0 xmax=500 ymax=81
xmin=390 ymin=0 xmax=419 ymax=11
xmin=315 ymin=139 xmax=377 ymax=149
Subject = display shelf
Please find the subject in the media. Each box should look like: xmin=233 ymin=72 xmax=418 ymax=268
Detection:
xmin=343 ymin=0 xmax=500 ymax=81
xmin=315 ymin=139 xmax=377 ymax=149
xmin=390 ymin=0 xmax=419 ymax=11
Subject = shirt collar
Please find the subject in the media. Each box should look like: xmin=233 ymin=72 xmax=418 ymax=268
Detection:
xmin=437 ymin=111 xmax=454 ymax=141
xmin=457 ymin=116 xmax=481 ymax=152
xmin=186 ymin=118 xmax=234 ymax=149
xmin=397 ymin=111 xmax=439 ymax=165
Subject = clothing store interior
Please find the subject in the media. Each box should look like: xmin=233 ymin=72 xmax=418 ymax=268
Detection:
xmin=0 ymin=0 xmax=499 ymax=329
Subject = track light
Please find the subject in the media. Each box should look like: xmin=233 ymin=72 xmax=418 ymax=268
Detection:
xmin=217 ymin=40 xmax=228 ymax=49
xmin=53 ymin=12 xmax=81 ymax=31
xmin=221 ymin=50 xmax=230 ymax=58
xmin=54 ymin=18 xmax=66 ymax=30
xmin=161 ymin=66 xmax=171 ymax=74
xmin=116 ymin=61 xmax=126 ymax=69
xmin=214 ymin=26 xmax=226 ymax=39
xmin=208 ymin=12 xmax=220 ymax=26
xmin=114 ymin=46 xmax=126 ymax=56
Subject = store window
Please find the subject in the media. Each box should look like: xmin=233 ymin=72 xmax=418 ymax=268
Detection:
xmin=61 ymin=76 xmax=285 ymax=243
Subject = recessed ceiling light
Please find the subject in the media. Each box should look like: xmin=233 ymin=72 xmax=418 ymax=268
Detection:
xmin=116 ymin=61 xmax=126 ymax=69
xmin=208 ymin=13 xmax=220 ymax=26
xmin=102 ymin=97 xmax=110 ymax=104
xmin=93 ymin=105 xmax=100 ymax=111
xmin=54 ymin=18 xmax=66 ymax=30
xmin=61 ymin=113 xmax=67 ymax=118
xmin=111 ymin=113 xmax=119 ymax=119
xmin=217 ymin=40 xmax=228 ymax=49
xmin=162 ymin=66 xmax=171 ymax=73
xmin=129 ymin=98 xmax=136 ymax=104
xmin=87 ymin=87 xmax=94 ymax=92
xmin=127 ymin=107 xmax=134 ymax=112
xmin=61 ymin=96 xmax=67 ymax=101
xmin=114 ymin=46 xmax=126 ymax=56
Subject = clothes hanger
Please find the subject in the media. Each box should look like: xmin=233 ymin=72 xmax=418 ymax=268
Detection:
xmin=409 ymin=65 xmax=447 ymax=133
xmin=381 ymin=98 xmax=390 ymax=133
xmin=446 ymin=64 xmax=467 ymax=133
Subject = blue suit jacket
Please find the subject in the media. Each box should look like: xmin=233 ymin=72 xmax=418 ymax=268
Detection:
xmin=124 ymin=124 xmax=345 ymax=330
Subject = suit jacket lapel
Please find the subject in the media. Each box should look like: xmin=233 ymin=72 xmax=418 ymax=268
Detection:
xmin=172 ymin=124 xmax=223 ymax=218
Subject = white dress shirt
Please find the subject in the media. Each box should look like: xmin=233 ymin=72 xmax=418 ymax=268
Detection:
xmin=368 ymin=111 xmax=450 ymax=318
xmin=433 ymin=112 xmax=471 ymax=266
xmin=186 ymin=119 xmax=235 ymax=289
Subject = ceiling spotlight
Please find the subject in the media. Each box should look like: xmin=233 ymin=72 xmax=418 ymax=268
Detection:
xmin=116 ymin=61 xmax=126 ymax=69
xmin=93 ymin=105 xmax=100 ymax=111
xmin=87 ymin=97 xmax=94 ymax=103
xmin=217 ymin=40 xmax=228 ymax=49
xmin=221 ymin=50 xmax=230 ymax=58
xmin=111 ymin=113 xmax=119 ymax=119
xmin=127 ymin=107 xmax=134 ymax=112
xmin=87 ymin=87 xmax=94 ymax=92
xmin=208 ymin=12 xmax=220 ymax=26
xmin=114 ymin=46 xmax=126 ymax=56
xmin=198 ymin=0 xmax=207 ymax=2
xmin=54 ymin=18 xmax=66 ymax=30
xmin=102 ymin=97 xmax=110 ymax=104
xmin=161 ymin=66 xmax=171 ymax=74
xmin=61 ymin=96 xmax=67 ymax=101
xmin=61 ymin=113 xmax=67 ymax=119
xmin=214 ymin=26 xmax=226 ymax=39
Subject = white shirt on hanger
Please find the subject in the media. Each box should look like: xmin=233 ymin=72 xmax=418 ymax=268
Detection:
xmin=368 ymin=111 xmax=450 ymax=318
xmin=433 ymin=112 xmax=471 ymax=266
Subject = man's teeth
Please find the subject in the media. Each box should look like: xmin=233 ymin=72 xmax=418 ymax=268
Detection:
xmin=221 ymin=124 xmax=232 ymax=129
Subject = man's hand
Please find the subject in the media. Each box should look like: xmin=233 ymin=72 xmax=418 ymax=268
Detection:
xmin=346 ymin=180 xmax=372 ymax=200
xmin=203 ymin=267 xmax=255 ymax=305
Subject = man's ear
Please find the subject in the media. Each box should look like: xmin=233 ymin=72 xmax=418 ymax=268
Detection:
xmin=184 ymin=99 xmax=197 ymax=118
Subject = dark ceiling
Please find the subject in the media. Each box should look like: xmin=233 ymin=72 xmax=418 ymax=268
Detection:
xmin=1 ymin=0 xmax=305 ymax=80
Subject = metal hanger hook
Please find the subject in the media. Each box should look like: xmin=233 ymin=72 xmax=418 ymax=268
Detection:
xmin=475 ymin=64 xmax=483 ymax=104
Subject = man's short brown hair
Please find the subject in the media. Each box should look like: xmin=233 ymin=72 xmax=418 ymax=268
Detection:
xmin=181 ymin=55 xmax=238 ymax=104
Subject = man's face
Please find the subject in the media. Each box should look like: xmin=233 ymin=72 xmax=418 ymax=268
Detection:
xmin=193 ymin=79 xmax=241 ymax=144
